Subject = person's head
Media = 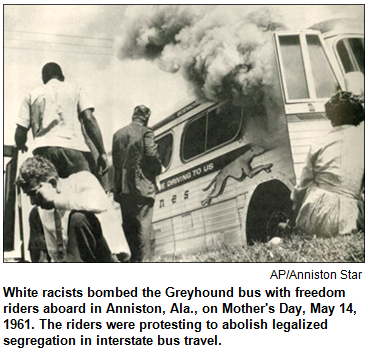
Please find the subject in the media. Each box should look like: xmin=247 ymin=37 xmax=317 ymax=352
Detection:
xmin=16 ymin=156 xmax=59 ymax=207
xmin=132 ymin=105 xmax=151 ymax=126
xmin=42 ymin=62 xmax=65 ymax=84
xmin=325 ymin=90 xmax=364 ymax=127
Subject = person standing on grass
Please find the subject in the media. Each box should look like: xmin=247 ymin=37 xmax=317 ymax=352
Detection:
xmin=112 ymin=105 xmax=163 ymax=262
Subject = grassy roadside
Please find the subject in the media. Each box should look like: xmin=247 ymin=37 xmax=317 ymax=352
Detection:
xmin=155 ymin=232 xmax=365 ymax=263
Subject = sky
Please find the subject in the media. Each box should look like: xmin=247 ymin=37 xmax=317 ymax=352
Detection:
xmin=3 ymin=5 xmax=192 ymax=149
xmin=3 ymin=4 xmax=364 ymax=150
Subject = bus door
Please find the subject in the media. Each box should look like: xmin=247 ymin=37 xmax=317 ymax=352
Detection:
xmin=273 ymin=31 xmax=344 ymax=183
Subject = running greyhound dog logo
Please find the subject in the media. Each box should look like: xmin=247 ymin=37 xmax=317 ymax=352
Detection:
xmin=201 ymin=145 xmax=272 ymax=206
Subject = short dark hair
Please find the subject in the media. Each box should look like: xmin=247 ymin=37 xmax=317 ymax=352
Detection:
xmin=42 ymin=62 xmax=65 ymax=83
xmin=325 ymin=91 xmax=364 ymax=127
xmin=133 ymin=105 xmax=151 ymax=120
xmin=16 ymin=156 xmax=58 ymax=189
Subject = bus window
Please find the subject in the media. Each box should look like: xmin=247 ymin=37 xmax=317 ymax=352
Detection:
xmin=307 ymin=35 xmax=339 ymax=98
xmin=156 ymin=133 xmax=174 ymax=169
xmin=207 ymin=103 xmax=241 ymax=150
xmin=182 ymin=103 xmax=242 ymax=161
xmin=349 ymin=38 xmax=364 ymax=73
xmin=279 ymin=35 xmax=310 ymax=100
xmin=182 ymin=114 xmax=206 ymax=160
xmin=336 ymin=37 xmax=364 ymax=74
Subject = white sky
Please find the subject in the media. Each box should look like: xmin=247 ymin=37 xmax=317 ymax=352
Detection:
xmin=3 ymin=5 xmax=192 ymax=149
xmin=3 ymin=4 xmax=363 ymax=150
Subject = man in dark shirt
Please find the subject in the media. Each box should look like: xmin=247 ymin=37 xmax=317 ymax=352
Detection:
xmin=112 ymin=105 xmax=162 ymax=262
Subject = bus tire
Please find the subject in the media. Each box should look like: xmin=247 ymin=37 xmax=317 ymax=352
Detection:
xmin=246 ymin=180 xmax=294 ymax=244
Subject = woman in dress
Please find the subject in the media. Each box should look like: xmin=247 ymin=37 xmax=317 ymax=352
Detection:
xmin=291 ymin=91 xmax=364 ymax=237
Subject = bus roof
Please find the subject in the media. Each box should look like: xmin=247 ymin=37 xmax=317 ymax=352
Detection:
xmin=152 ymin=100 xmax=218 ymax=131
xmin=152 ymin=101 xmax=200 ymax=131
xmin=309 ymin=17 xmax=363 ymax=36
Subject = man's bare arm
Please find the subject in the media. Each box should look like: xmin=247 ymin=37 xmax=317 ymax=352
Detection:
xmin=14 ymin=125 xmax=29 ymax=152
xmin=79 ymin=109 xmax=108 ymax=175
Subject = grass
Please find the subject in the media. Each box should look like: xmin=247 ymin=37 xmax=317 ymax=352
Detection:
xmin=154 ymin=231 xmax=365 ymax=263
xmin=4 ymin=231 xmax=364 ymax=263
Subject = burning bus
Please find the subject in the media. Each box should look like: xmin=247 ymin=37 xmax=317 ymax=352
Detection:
xmin=149 ymin=18 xmax=364 ymax=256
xmin=3 ymin=16 xmax=364 ymax=260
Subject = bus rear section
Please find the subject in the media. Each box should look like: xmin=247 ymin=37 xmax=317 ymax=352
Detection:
xmin=153 ymin=97 xmax=295 ymax=257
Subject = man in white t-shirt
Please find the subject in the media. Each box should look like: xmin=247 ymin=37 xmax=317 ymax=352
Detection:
xmin=15 ymin=62 xmax=108 ymax=178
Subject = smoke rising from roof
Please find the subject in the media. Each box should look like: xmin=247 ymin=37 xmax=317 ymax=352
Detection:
xmin=115 ymin=5 xmax=288 ymax=105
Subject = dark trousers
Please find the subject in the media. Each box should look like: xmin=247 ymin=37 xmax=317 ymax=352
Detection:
xmin=33 ymin=146 xmax=95 ymax=178
xmin=28 ymin=206 xmax=50 ymax=263
xmin=119 ymin=195 xmax=155 ymax=262
xmin=29 ymin=208 xmax=113 ymax=263
xmin=67 ymin=211 xmax=114 ymax=263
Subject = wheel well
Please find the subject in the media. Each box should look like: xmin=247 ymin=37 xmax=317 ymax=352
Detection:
xmin=246 ymin=179 xmax=294 ymax=244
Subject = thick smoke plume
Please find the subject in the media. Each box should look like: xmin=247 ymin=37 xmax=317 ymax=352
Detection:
xmin=114 ymin=5 xmax=362 ymax=109
xmin=115 ymin=5 xmax=286 ymax=105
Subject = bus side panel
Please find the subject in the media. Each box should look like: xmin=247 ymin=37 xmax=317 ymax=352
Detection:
xmin=202 ymin=199 xmax=243 ymax=248
xmin=173 ymin=211 xmax=206 ymax=256
xmin=154 ymin=198 xmax=244 ymax=257
xmin=154 ymin=218 xmax=175 ymax=257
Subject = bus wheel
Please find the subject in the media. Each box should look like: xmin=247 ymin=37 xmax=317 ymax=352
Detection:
xmin=246 ymin=180 xmax=294 ymax=244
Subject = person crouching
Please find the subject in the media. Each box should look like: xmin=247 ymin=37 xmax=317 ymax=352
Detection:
xmin=16 ymin=156 xmax=130 ymax=262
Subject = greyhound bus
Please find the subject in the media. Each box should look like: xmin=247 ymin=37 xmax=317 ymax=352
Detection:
xmin=149 ymin=17 xmax=364 ymax=257
xmin=3 ymin=17 xmax=364 ymax=260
